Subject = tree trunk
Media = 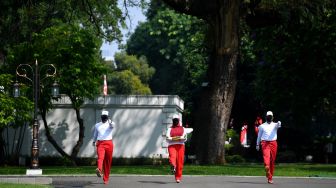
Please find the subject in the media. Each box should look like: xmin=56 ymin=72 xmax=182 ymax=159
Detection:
xmin=0 ymin=128 xmax=5 ymax=165
xmin=70 ymin=107 xmax=85 ymax=161
xmin=204 ymin=0 xmax=239 ymax=164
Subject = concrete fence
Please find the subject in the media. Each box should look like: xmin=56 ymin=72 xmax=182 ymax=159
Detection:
xmin=4 ymin=95 xmax=184 ymax=159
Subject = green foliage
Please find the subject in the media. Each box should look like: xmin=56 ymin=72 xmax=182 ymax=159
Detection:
xmin=107 ymin=52 xmax=154 ymax=95
xmin=224 ymin=129 xmax=241 ymax=155
xmin=0 ymin=0 xmax=128 ymax=50
xmin=109 ymin=70 xmax=152 ymax=95
xmin=114 ymin=52 xmax=155 ymax=84
xmin=253 ymin=4 xmax=336 ymax=125
xmin=225 ymin=155 xmax=246 ymax=163
xmin=0 ymin=183 xmax=51 ymax=188
xmin=127 ymin=2 xmax=208 ymax=111
xmin=234 ymin=1 xmax=336 ymax=157
xmin=276 ymin=150 xmax=297 ymax=163
xmin=34 ymin=24 xmax=104 ymax=108
xmin=5 ymin=23 xmax=105 ymax=109
xmin=0 ymin=74 xmax=33 ymax=129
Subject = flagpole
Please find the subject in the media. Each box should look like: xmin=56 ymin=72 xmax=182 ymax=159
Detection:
xmin=103 ymin=74 xmax=107 ymax=105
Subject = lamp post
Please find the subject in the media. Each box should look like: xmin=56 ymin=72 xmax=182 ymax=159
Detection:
xmin=13 ymin=60 xmax=59 ymax=175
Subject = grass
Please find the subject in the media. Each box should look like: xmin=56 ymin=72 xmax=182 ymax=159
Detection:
xmin=0 ymin=183 xmax=52 ymax=188
xmin=0 ymin=164 xmax=335 ymax=177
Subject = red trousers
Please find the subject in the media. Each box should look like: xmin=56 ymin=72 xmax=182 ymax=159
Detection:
xmin=96 ymin=140 xmax=113 ymax=183
xmin=261 ymin=140 xmax=278 ymax=180
xmin=168 ymin=144 xmax=185 ymax=181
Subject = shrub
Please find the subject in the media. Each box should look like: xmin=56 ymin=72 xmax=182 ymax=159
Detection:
xmin=226 ymin=155 xmax=246 ymax=163
xmin=276 ymin=150 xmax=297 ymax=163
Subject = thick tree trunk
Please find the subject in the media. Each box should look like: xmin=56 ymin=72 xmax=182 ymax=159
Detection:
xmin=161 ymin=0 xmax=239 ymax=164
xmin=205 ymin=0 xmax=239 ymax=164
xmin=71 ymin=107 xmax=85 ymax=160
xmin=0 ymin=128 xmax=5 ymax=165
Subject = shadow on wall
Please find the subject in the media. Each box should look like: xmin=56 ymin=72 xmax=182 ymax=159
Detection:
xmin=111 ymin=108 xmax=163 ymax=157
xmin=39 ymin=112 xmax=72 ymax=156
xmin=35 ymin=96 xmax=182 ymax=158
xmin=39 ymin=109 xmax=78 ymax=156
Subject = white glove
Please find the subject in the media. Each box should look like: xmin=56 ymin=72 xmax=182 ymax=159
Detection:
xmin=108 ymin=119 xmax=115 ymax=128
xmin=256 ymin=145 xmax=260 ymax=151
xmin=277 ymin=121 xmax=281 ymax=127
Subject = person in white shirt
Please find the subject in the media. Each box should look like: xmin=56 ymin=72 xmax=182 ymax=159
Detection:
xmin=256 ymin=111 xmax=281 ymax=184
xmin=166 ymin=114 xmax=193 ymax=183
xmin=93 ymin=110 xmax=115 ymax=185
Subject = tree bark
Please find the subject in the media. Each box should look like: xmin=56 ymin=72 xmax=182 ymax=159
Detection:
xmin=162 ymin=0 xmax=239 ymax=164
xmin=70 ymin=107 xmax=85 ymax=161
xmin=203 ymin=0 xmax=239 ymax=164
xmin=0 ymin=128 xmax=5 ymax=165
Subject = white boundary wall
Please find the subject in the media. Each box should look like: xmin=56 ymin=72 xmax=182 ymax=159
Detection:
xmin=16 ymin=95 xmax=184 ymax=158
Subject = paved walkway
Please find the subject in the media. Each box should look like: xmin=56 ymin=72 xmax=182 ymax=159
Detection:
xmin=1 ymin=175 xmax=336 ymax=188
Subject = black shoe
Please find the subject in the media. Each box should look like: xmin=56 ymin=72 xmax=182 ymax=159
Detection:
xmin=170 ymin=165 xmax=176 ymax=175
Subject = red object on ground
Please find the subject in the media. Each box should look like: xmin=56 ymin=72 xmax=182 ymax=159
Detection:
xmin=96 ymin=140 xmax=114 ymax=184
xmin=168 ymin=144 xmax=185 ymax=181
xmin=261 ymin=140 xmax=278 ymax=181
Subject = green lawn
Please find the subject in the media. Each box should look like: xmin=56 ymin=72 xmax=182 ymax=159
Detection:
xmin=0 ymin=164 xmax=335 ymax=177
xmin=0 ymin=183 xmax=51 ymax=188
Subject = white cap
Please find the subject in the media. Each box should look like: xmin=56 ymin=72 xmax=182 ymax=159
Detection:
xmin=102 ymin=110 xmax=109 ymax=116
xmin=172 ymin=114 xmax=179 ymax=119
xmin=266 ymin=111 xmax=273 ymax=116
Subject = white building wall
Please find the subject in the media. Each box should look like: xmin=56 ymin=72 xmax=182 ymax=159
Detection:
xmin=16 ymin=95 xmax=183 ymax=158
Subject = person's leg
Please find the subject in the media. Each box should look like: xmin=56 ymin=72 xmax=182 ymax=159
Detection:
xmin=102 ymin=141 xmax=113 ymax=184
xmin=175 ymin=145 xmax=185 ymax=182
xmin=96 ymin=141 xmax=105 ymax=177
xmin=168 ymin=145 xmax=177 ymax=174
xmin=168 ymin=145 xmax=177 ymax=167
xmin=261 ymin=141 xmax=271 ymax=179
xmin=269 ymin=141 xmax=278 ymax=181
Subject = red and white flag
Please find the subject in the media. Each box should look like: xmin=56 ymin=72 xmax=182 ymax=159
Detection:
xmin=240 ymin=124 xmax=248 ymax=146
xmin=103 ymin=75 xmax=107 ymax=96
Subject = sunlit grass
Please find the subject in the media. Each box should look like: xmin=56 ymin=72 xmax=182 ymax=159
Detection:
xmin=0 ymin=183 xmax=51 ymax=188
xmin=0 ymin=164 xmax=335 ymax=177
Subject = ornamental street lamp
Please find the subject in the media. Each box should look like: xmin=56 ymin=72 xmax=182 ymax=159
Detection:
xmin=13 ymin=60 xmax=59 ymax=174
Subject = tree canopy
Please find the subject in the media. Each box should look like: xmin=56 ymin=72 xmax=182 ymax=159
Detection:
xmin=107 ymin=52 xmax=154 ymax=95
xmin=159 ymin=0 xmax=336 ymax=163
xmin=0 ymin=0 xmax=146 ymax=164
xmin=127 ymin=1 xmax=208 ymax=113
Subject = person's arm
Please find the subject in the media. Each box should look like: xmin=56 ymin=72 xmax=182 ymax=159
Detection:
xmin=184 ymin=128 xmax=193 ymax=137
xmin=276 ymin=121 xmax=281 ymax=129
xmin=256 ymin=126 xmax=263 ymax=150
xmin=108 ymin=119 xmax=115 ymax=128
xmin=92 ymin=125 xmax=98 ymax=146
xmin=179 ymin=128 xmax=193 ymax=142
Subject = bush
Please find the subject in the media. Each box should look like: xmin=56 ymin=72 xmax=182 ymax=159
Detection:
xmin=225 ymin=129 xmax=241 ymax=155
xmin=32 ymin=156 xmax=77 ymax=166
xmin=34 ymin=156 xmax=170 ymax=166
xmin=276 ymin=150 xmax=297 ymax=163
xmin=226 ymin=155 xmax=246 ymax=163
